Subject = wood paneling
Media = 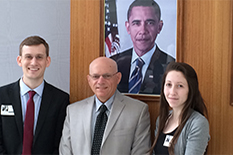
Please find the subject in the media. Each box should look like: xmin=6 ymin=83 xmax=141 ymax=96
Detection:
xmin=182 ymin=0 xmax=233 ymax=154
xmin=70 ymin=0 xmax=233 ymax=154
xmin=70 ymin=0 xmax=103 ymax=103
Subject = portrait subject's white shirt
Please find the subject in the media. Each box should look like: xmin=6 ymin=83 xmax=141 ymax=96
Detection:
xmin=130 ymin=44 xmax=156 ymax=83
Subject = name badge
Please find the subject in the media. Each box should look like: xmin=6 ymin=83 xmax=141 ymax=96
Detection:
xmin=149 ymin=75 xmax=154 ymax=79
xmin=1 ymin=105 xmax=14 ymax=116
xmin=163 ymin=135 xmax=174 ymax=147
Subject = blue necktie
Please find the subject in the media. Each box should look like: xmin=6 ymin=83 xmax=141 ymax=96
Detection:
xmin=128 ymin=58 xmax=145 ymax=93
xmin=91 ymin=105 xmax=108 ymax=155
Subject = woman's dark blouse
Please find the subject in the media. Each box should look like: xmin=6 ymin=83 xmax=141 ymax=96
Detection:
xmin=153 ymin=128 xmax=177 ymax=155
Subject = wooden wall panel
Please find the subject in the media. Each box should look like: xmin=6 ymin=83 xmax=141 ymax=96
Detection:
xmin=70 ymin=0 xmax=233 ymax=154
xmin=70 ymin=0 xmax=103 ymax=103
xmin=182 ymin=0 xmax=233 ymax=154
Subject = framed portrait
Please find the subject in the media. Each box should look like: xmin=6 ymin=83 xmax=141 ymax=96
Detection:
xmin=104 ymin=0 xmax=180 ymax=100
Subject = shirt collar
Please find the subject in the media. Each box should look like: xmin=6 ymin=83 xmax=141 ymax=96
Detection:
xmin=131 ymin=44 xmax=156 ymax=65
xmin=94 ymin=93 xmax=115 ymax=112
xmin=20 ymin=77 xmax=44 ymax=97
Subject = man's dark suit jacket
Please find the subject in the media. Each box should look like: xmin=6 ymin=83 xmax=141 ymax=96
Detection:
xmin=0 ymin=80 xmax=69 ymax=154
xmin=111 ymin=47 xmax=175 ymax=94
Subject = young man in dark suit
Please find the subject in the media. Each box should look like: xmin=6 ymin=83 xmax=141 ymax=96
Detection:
xmin=111 ymin=0 xmax=175 ymax=95
xmin=0 ymin=36 xmax=70 ymax=154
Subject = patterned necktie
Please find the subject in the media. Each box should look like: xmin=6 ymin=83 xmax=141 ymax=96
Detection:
xmin=22 ymin=91 xmax=36 ymax=155
xmin=91 ymin=105 xmax=108 ymax=155
xmin=128 ymin=58 xmax=145 ymax=93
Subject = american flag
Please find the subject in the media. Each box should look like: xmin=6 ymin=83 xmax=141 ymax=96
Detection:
xmin=105 ymin=0 xmax=120 ymax=57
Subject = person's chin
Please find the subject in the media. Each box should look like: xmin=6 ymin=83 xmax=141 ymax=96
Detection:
xmin=136 ymin=44 xmax=151 ymax=50
xmin=96 ymin=90 xmax=107 ymax=96
xmin=167 ymin=99 xmax=179 ymax=105
xmin=26 ymin=73 xmax=42 ymax=80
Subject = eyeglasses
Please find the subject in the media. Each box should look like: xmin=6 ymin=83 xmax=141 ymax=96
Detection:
xmin=89 ymin=72 xmax=118 ymax=80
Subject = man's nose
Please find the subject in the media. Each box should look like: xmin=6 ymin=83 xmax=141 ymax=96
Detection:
xmin=139 ymin=23 xmax=148 ymax=34
xmin=97 ymin=76 xmax=105 ymax=83
xmin=31 ymin=57 xmax=37 ymax=64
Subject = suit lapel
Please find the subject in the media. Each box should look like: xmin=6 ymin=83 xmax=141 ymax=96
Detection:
xmin=82 ymin=96 xmax=95 ymax=149
xmin=122 ymin=49 xmax=132 ymax=83
xmin=140 ymin=47 xmax=162 ymax=94
xmin=146 ymin=46 xmax=161 ymax=71
xmin=33 ymin=82 xmax=52 ymax=142
xmin=115 ymin=49 xmax=132 ymax=93
xmin=11 ymin=80 xmax=24 ymax=141
xmin=102 ymin=91 xmax=125 ymax=146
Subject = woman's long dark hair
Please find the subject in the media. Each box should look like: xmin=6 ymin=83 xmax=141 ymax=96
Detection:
xmin=150 ymin=62 xmax=208 ymax=155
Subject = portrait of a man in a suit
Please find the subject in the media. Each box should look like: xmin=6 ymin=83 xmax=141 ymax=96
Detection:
xmin=106 ymin=0 xmax=176 ymax=95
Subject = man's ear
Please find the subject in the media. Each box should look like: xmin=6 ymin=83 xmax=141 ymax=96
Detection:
xmin=16 ymin=56 xmax=22 ymax=67
xmin=46 ymin=56 xmax=51 ymax=67
xmin=87 ymin=74 xmax=90 ymax=82
xmin=158 ymin=20 xmax=163 ymax=34
xmin=116 ymin=72 xmax=122 ymax=84
xmin=87 ymin=74 xmax=92 ymax=87
xmin=125 ymin=21 xmax=130 ymax=34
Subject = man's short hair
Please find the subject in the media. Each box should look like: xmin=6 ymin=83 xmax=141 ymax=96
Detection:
xmin=19 ymin=35 xmax=49 ymax=56
xmin=127 ymin=0 xmax=161 ymax=21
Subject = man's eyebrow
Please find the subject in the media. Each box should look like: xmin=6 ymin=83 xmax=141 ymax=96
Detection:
xmin=131 ymin=19 xmax=141 ymax=23
xmin=131 ymin=19 xmax=156 ymax=23
xmin=146 ymin=19 xmax=156 ymax=22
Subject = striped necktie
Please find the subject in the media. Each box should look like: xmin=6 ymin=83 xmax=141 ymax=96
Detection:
xmin=128 ymin=58 xmax=145 ymax=93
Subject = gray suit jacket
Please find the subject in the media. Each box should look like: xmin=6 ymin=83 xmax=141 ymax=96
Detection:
xmin=154 ymin=110 xmax=210 ymax=155
xmin=59 ymin=90 xmax=151 ymax=155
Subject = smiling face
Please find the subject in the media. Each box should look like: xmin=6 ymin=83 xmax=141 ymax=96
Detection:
xmin=164 ymin=71 xmax=189 ymax=111
xmin=87 ymin=57 xmax=122 ymax=103
xmin=125 ymin=6 xmax=163 ymax=57
xmin=17 ymin=44 xmax=51 ymax=87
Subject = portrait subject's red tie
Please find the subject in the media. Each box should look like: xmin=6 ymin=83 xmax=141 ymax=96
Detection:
xmin=22 ymin=91 xmax=36 ymax=155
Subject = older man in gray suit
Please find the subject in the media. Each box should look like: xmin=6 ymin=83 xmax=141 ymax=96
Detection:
xmin=59 ymin=57 xmax=151 ymax=155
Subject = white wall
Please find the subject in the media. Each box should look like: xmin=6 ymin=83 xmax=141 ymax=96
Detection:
xmin=0 ymin=0 xmax=70 ymax=93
